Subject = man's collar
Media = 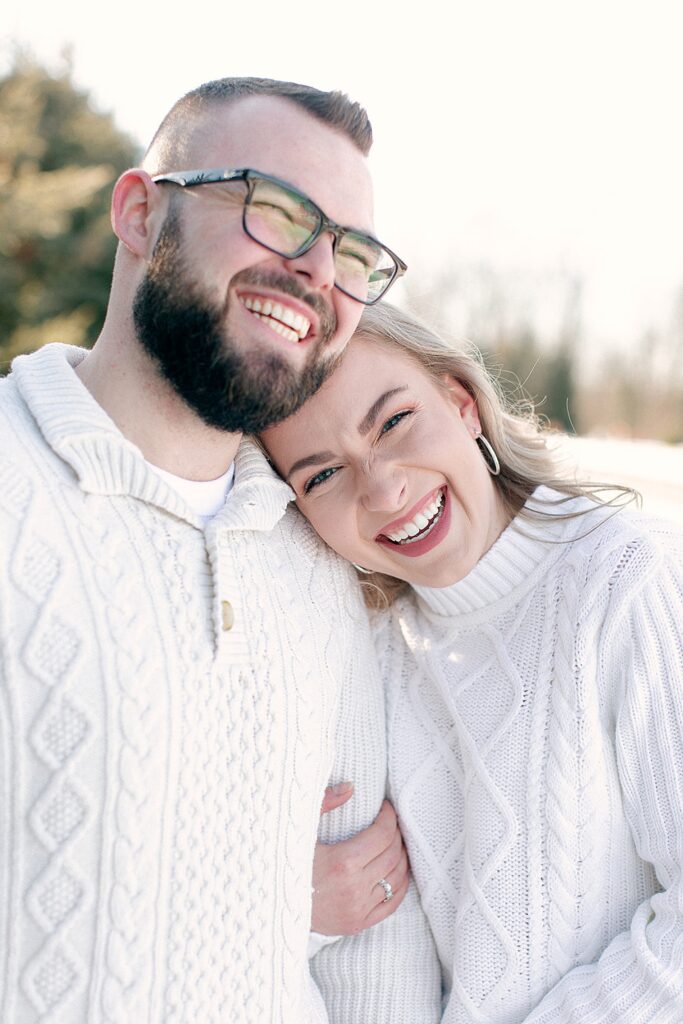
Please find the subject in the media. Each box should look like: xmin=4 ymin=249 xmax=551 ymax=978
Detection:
xmin=12 ymin=343 xmax=294 ymax=530
xmin=213 ymin=438 xmax=294 ymax=532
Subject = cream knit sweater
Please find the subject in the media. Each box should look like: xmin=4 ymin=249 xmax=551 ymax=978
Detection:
xmin=382 ymin=489 xmax=683 ymax=1023
xmin=0 ymin=344 xmax=441 ymax=1024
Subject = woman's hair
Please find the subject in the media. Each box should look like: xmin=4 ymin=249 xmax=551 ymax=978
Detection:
xmin=353 ymin=301 xmax=637 ymax=608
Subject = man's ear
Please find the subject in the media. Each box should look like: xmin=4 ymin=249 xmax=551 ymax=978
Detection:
xmin=111 ymin=168 xmax=167 ymax=259
xmin=441 ymin=374 xmax=482 ymax=436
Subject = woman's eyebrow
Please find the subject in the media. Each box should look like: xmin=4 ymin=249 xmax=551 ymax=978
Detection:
xmin=285 ymin=386 xmax=409 ymax=482
xmin=285 ymin=450 xmax=337 ymax=482
xmin=357 ymin=387 xmax=408 ymax=436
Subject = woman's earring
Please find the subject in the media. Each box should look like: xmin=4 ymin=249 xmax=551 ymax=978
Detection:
xmin=475 ymin=432 xmax=501 ymax=476
xmin=352 ymin=563 xmax=374 ymax=575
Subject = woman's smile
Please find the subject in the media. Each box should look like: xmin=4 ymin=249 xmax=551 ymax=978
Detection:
xmin=376 ymin=487 xmax=450 ymax=557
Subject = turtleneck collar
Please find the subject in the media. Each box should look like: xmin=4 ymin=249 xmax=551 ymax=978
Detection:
xmin=411 ymin=486 xmax=603 ymax=616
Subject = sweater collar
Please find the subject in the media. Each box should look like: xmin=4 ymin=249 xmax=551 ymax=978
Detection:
xmin=412 ymin=486 xmax=589 ymax=616
xmin=12 ymin=342 xmax=293 ymax=530
xmin=215 ymin=438 xmax=294 ymax=532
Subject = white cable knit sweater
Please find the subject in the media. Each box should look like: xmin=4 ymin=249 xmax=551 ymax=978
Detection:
xmin=381 ymin=489 xmax=683 ymax=1023
xmin=0 ymin=343 xmax=441 ymax=1024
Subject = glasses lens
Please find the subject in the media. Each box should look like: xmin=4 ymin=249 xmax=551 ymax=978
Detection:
xmin=245 ymin=177 xmax=320 ymax=256
xmin=334 ymin=233 xmax=397 ymax=303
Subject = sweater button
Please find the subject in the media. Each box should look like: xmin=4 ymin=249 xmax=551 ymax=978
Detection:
xmin=221 ymin=600 xmax=235 ymax=631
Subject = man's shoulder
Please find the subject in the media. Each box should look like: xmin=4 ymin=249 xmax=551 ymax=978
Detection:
xmin=0 ymin=366 xmax=24 ymax=418
xmin=0 ymin=345 xmax=55 ymax=435
xmin=0 ymin=366 xmax=67 ymax=471
xmin=278 ymin=503 xmax=352 ymax=570
xmin=0 ymin=371 xmax=41 ymax=465
xmin=0 ymin=366 xmax=80 ymax=540
xmin=275 ymin=504 xmax=371 ymax=622
xmin=0 ymin=342 xmax=85 ymax=417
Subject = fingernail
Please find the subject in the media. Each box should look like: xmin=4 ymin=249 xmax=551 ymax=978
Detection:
xmin=327 ymin=781 xmax=353 ymax=795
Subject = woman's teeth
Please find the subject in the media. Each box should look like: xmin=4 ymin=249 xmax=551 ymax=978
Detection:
xmin=385 ymin=492 xmax=445 ymax=545
xmin=240 ymin=295 xmax=310 ymax=342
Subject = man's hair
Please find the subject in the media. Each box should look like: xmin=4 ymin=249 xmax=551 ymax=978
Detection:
xmin=144 ymin=77 xmax=373 ymax=171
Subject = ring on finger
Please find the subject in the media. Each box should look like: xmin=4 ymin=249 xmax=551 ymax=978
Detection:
xmin=376 ymin=878 xmax=393 ymax=903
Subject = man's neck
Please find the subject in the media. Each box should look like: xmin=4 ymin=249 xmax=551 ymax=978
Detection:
xmin=75 ymin=327 xmax=242 ymax=480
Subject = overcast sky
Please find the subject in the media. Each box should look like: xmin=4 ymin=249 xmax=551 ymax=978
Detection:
xmin=4 ymin=0 xmax=683 ymax=363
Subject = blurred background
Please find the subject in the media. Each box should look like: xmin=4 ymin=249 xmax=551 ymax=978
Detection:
xmin=2 ymin=0 xmax=682 ymax=518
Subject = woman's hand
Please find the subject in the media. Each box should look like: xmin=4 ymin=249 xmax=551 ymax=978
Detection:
xmin=312 ymin=795 xmax=410 ymax=935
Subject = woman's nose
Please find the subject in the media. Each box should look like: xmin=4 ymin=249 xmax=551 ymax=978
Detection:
xmin=360 ymin=463 xmax=407 ymax=513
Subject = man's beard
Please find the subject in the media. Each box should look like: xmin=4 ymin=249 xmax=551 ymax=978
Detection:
xmin=132 ymin=208 xmax=340 ymax=434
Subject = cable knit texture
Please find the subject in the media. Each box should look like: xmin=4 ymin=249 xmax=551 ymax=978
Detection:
xmin=0 ymin=343 xmax=441 ymax=1023
xmin=382 ymin=489 xmax=683 ymax=1023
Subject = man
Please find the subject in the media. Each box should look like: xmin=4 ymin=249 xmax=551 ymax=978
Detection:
xmin=0 ymin=78 xmax=439 ymax=1022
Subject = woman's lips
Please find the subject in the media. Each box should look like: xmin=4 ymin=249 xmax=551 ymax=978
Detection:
xmin=376 ymin=487 xmax=451 ymax=558
xmin=378 ymin=486 xmax=443 ymax=539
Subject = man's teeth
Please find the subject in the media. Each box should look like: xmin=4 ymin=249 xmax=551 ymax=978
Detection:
xmin=241 ymin=296 xmax=310 ymax=341
xmin=385 ymin=492 xmax=445 ymax=544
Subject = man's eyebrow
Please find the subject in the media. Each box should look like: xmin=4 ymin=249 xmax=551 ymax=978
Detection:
xmin=285 ymin=450 xmax=337 ymax=482
xmin=357 ymin=387 xmax=408 ymax=436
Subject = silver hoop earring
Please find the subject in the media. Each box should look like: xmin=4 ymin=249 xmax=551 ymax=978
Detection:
xmin=352 ymin=563 xmax=374 ymax=575
xmin=475 ymin=432 xmax=501 ymax=476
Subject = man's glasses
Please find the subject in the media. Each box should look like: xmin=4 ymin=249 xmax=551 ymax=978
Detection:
xmin=151 ymin=168 xmax=407 ymax=305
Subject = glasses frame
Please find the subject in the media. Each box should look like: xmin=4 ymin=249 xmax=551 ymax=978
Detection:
xmin=151 ymin=167 xmax=407 ymax=305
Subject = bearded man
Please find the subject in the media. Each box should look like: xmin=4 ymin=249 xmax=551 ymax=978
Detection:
xmin=0 ymin=78 xmax=440 ymax=1022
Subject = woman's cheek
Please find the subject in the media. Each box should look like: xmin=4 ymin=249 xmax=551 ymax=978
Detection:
xmin=313 ymin=506 xmax=341 ymax=550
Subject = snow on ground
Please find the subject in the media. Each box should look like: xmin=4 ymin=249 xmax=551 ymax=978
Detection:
xmin=560 ymin=436 xmax=683 ymax=525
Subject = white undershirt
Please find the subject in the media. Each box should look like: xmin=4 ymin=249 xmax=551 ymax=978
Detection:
xmin=149 ymin=461 xmax=235 ymax=525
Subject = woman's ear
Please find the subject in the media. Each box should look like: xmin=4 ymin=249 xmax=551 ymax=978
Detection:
xmin=440 ymin=374 xmax=482 ymax=436
xmin=111 ymin=168 xmax=167 ymax=259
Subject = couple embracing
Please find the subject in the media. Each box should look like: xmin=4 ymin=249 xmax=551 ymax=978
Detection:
xmin=1 ymin=76 xmax=682 ymax=1023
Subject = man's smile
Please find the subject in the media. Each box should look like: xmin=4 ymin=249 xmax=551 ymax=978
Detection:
xmin=238 ymin=291 xmax=314 ymax=344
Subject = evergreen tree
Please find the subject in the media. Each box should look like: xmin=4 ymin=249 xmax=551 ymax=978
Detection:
xmin=0 ymin=54 xmax=138 ymax=368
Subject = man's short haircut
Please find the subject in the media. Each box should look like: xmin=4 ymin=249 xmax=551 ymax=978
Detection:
xmin=144 ymin=77 xmax=373 ymax=171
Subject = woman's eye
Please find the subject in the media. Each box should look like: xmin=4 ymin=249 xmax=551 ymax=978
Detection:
xmin=380 ymin=410 xmax=412 ymax=435
xmin=303 ymin=466 xmax=338 ymax=494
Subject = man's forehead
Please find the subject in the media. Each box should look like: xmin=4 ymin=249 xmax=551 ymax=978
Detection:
xmin=193 ymin=94 xmax=329 ymax=150
xmin=190 ymin=95 xmax=374 ymax=226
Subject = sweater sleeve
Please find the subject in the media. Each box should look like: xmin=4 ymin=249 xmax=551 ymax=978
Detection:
xmin=524 ymin=529 xmax=683 ymax=1023
xmin=310 ymin=578 xmax=442 ymax=1023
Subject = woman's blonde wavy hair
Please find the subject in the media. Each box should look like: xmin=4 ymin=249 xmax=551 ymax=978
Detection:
xmin=353 ymin=301 xmax=636 ymax=608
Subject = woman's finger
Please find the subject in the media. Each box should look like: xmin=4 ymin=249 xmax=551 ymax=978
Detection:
xmin=364 ymin=818 xmax=405 ymax=885
xmin=370 ymin=848 xmax=409 ymax=909
xmin=320 ymin=781 xmax=354 ymax=816
xmin=363 ymin=872 xmax=410 ymax=929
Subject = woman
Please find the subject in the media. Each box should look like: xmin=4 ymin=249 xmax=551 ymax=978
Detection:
xmin=261 ymin=301 xmax=683 ymax=1023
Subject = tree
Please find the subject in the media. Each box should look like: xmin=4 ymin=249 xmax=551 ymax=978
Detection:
xmin=0 ymin=52 xmax=138 ymax=369
xmin=404 ymin=265 xmax=578 ymax=432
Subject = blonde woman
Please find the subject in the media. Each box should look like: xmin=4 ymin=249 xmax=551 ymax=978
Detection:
xmin=261 ymin=302 xmax=683 ymax=1023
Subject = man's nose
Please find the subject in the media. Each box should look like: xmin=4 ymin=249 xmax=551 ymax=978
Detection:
xmin=285 ymin=232 xmax=336 ymax=291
